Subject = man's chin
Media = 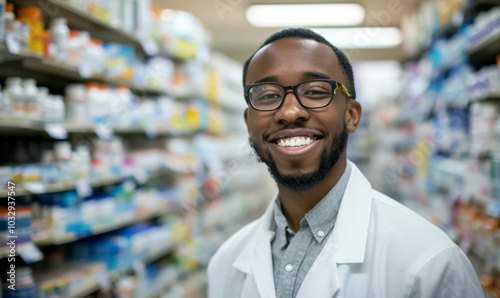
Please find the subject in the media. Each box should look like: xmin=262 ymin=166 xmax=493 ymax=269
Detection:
xmin=249 ymin=124 xmax=349 ymax=192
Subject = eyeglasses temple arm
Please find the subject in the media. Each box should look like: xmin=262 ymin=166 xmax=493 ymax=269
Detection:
xmin=336 ymin=82 xmax=352 ymax=98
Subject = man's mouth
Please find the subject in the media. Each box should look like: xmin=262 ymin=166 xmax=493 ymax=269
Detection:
xmin=274 ymin=136 xmax=319 ymax=147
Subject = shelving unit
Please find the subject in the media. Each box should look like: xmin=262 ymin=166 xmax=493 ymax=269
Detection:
xmin=0 ymin=1 xmax=271 ymax=297
xmin=380 ymin=1 xmax=500 ymax=295
xmin=0 ymin=204 xmax=172 ymax=258
xmin=0 ymin=176 xmax=124 ymax=198
xmin=0 ymin=117 xmax=198 ymax=139
xmin=67 ymin=241 xmax=176 ymax=298
xmin=468 ymin=31 xmax=500 ymax=65
xmin=35 ymin=205 xmax=172 ymax=246
xmin=0 ymin=44 xmax=166 ymax=96
xmin=8 ymin=0 xmax=146 ymax=55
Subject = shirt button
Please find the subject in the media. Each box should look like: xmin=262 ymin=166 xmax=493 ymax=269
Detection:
xmin=282 ymin=236 xmax=286 ymax=242
xmin=317 ymin=230 xmax=325 ymax=237
xmin=285 ymin=264 xmax=293 ymax=272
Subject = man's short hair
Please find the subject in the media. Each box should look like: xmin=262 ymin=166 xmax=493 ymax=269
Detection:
xmin=242 ymin=27 xmax=356 ymax=99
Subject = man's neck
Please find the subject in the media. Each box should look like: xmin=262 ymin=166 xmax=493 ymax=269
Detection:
xmin=277 ymin=157 xmax=347 ymax=232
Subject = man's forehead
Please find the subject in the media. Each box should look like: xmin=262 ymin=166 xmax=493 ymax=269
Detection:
xmin=254 ymin=37 xmax=327 ymax=58
xmin=247 ymin=37 xmax=341 ymax=83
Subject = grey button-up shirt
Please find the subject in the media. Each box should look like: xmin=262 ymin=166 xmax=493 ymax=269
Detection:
xmin=271 ymin=163 xmax=351 ymax=298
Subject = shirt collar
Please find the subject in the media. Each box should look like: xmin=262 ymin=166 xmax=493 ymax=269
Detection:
xmin=273 ymin=199 xmax=295 ymax=249
xmin=306 ymin=162 xmax=350 ymax=243
xmin=273 ymin=163 xmax=352 ymax=245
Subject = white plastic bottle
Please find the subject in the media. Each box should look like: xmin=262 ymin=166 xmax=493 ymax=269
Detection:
xmin=65 ymin=84 xmax=87 ymax=124
xmin=23 ymin=79 xmax=38 ymax=119
xmin=53 ymin=95 xmax=65 ymax=123
xmin=99 ymin=84 xmax=111 ymax=123
xmin=4 ymin=77 xmax=24 ymax=117
xmin=4 ymin=3 xmax=14 ymax=36
xmin=49 ymin=18 xmax=70 ymax=61
xmin=86 ymin=82 xmax=100 ymax=124
xmin=113 ymin=86 xmax=132 ymax=126
xmin=37 ymin=87 xmax=49 ymax=122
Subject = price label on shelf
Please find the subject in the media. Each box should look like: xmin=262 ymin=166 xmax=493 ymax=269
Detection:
xmin=25 ymin=182 xmax=46 ymax=194
xmin=75 ymin=179 xmax=92 ymax=198
xmin=133 ymin=168 xmax=149 ymax=185
xmin=95 ymin=123 xmax=114 ymax=140
xmin=5 ymin=34 xmax=20 ymax=54
xmin=44 ymin=124 xmax=68 ymax=140
xmin=18 ymin=242 xmax=44 ymax=264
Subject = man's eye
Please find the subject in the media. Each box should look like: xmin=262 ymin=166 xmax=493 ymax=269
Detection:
xmin=303 ymin=89 xmax=332 ymax=98
xmin=304 ymin=89 xmax=330 ymax=95
xmin=256 ymin=94 xmax=281 ymax=101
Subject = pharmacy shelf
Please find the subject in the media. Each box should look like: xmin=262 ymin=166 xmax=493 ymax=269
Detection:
xmin=8 ymin=0 xmax=146 ymax=56
xmin=0 ymin=117 xmax=197 ymax=138
xmin=0 ymin=117 xmax=47 ymax=132
xmin=471 ymin=91 xmax=500 ymax=102
xmin=67 ymin=242 xmax=176 ymax=298
xmin=36 ymin=205 xmax=171 ymax=246
xmin=0 ymin=205 xmax=172 ymax=259
xmin=0 ymin=45 xmax=166 ymax=96
xmin=0 ymin=176 xmax=124 ymax=198
xmin=67 ymin=279 xmax=102 ymax=298
xmin=0 ymin=242 xmax=36 ymax=259
xmin=21 ymin=57 xmax=166 ymax=95
xmin=146 ymin=270 xmax=190 ymax=298
xmin=468 ymin=30 xmax=500 ymax=65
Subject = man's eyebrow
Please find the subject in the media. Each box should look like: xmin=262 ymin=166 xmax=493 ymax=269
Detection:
xmin=253 ymin=76 xmax=279 ymax=84
xmin=302 ymin=72 xmax=331 ymax=80
xmin=251 ymin=72 xmax=331 ymax=84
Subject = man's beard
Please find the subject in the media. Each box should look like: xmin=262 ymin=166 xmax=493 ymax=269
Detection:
xmin=249 ymin=124 xmax=349 ymax=192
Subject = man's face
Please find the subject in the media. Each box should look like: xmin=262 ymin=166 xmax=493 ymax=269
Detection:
xmin=244 ymin=37 xmax=353 ymax=191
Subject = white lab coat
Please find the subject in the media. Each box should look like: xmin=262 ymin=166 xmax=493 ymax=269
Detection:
xmin=207 ymin=161 xmax=484 ymax=298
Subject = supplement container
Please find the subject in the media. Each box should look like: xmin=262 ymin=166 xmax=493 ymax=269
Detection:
xmin=4 ymin=77 xmax=24 ymax=117
xmin=65 ymin=84 xmax=88 ymax=124
xmin=3 ymin=3 xmax=14 ymax=35
xmin=37 ymin=87 xmax=49 ymax=121
xmin=18 ymin=7 xmax=44 ymax=54
xmin=50 ymin=18 xmax=70 ymax=60
xmin=23 ymin=78 xmax=38 ymax=119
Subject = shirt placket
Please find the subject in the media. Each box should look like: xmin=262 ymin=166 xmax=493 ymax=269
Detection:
xmin=277 ymin=227 xmax=312 ymax=298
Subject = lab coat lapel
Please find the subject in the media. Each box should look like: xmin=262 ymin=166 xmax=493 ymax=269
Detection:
xmin=297 ymin=161 xmax=373 ymax=298
xmin=233 ymin=194 xmax=277 ymax=298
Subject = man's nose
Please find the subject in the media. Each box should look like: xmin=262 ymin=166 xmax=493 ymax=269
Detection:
xmin=274 ymin=91 xmax=310 ymax=124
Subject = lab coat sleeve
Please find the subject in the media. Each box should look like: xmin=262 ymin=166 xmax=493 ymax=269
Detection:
xmin=408 ymin=246 xmax=484 ymax=298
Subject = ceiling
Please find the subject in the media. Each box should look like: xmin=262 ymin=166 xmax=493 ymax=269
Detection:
xmin=152 ymin=0 xmax=419 ymax=63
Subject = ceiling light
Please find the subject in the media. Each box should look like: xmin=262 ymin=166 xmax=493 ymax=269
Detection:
xmin=313 ymin=27 xmax=402 ymax=49
xmin=245 ymin=4 xmax=365 ymax=27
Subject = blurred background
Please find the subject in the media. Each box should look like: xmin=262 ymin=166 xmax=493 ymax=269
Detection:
xmin=0 ymin=0 xmax=499 ymax=297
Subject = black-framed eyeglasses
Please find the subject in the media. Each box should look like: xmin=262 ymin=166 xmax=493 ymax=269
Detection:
xmin=244 ymin=79 xmax=352 ymax=111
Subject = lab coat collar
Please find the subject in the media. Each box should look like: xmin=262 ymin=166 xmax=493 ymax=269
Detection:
xmin=232 ymin=160 xmax=373 ymax=297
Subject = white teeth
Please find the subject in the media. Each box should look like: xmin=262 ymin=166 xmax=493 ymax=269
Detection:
xmin=276 ymin=136 xmax=315 ymax=147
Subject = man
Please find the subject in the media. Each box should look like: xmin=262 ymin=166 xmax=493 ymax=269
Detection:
xmin=207 ymin=28 xmax=483 ymax=298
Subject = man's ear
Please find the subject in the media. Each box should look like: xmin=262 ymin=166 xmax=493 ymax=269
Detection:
xmin=345 ymin=99 xmax=362 ymax=133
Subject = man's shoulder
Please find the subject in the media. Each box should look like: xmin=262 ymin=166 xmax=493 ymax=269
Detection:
xmin=369 ymin=189 xmax=456 ymax=252
xmin=208 ymin=219 xmax=260 ymax=271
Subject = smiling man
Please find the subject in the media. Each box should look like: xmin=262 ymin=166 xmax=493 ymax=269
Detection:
xmin=207 ymin=28 xmax=483 ymax=298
